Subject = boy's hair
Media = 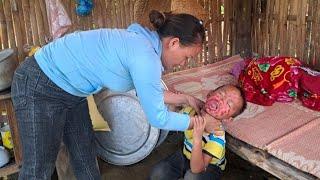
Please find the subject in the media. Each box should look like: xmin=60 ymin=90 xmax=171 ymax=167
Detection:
xmin=232 ymin=86 xmax=247 ymax=117
xmin=211 ymin=85 xmax=247 ymax=118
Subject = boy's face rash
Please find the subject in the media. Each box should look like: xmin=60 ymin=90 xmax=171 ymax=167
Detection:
xmin=205 ymin=85 xmax=243 ymax=120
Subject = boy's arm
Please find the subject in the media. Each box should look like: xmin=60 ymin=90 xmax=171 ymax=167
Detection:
xmin=190 ymin=141 xmax=213 ymax=173
xmin=190 ymin=115 xmax=212 ymax=173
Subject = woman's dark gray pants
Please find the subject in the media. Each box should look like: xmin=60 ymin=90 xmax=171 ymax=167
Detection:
xmin=11 ymin=56 xmax=101 ymax=180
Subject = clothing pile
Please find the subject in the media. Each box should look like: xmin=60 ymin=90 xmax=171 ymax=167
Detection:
xmin=233 ymin=56 xmax=320 ymax=111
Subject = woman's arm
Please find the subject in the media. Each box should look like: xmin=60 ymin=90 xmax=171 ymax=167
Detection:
xmin=163 ymin=90 xmax=187 ymax=105
xmin=164 ymin=90 xmax=204 ymax=114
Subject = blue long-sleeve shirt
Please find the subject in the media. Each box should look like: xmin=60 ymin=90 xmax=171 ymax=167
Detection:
xmin=34 ymin=23 xmax=190 ymax=131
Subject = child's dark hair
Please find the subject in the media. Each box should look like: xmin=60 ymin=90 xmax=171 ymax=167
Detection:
xmin=149 ymin=10 xmax=205 ymax=46
xmin=233 ymin=86 xmax=247 ymax=117
xmin=212 ymin=85 xmax=247 ymax=118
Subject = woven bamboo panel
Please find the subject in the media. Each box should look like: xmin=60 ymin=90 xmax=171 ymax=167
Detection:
xmin=173 ymin=0 xmax=234 ymax=71
xmin=0 ymin=0 xmax=234 ymax=67
xmin=252 ymin=0 xmax=320 ymax=70
xmin=60 ymin=0 xmax=136 ymax=31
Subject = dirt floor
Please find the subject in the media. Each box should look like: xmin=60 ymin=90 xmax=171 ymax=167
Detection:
xmin=98 ymin=132 xmax=278 ymax=180
xmin=5 ymin=132 xmax=278 ymax=180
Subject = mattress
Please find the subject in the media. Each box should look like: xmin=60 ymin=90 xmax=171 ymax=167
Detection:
xmin=163 ymin=55 xmax=320 ymax=178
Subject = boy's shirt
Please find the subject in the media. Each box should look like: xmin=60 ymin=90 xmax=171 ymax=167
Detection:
xmin=183 ymin=129 xmax=226 ymax=170
xmin=181 ymin=106 xmax=227 ymax=170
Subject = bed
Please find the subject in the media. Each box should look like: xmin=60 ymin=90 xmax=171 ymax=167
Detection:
xmin=162 ymin=55 xmax=320 ymax=180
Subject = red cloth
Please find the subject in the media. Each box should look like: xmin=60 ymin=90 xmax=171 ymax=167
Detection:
xmin=239 ymin=57 xmax=301 ymax=106
xmin=298 ymin=70 xmax=320 ymax=111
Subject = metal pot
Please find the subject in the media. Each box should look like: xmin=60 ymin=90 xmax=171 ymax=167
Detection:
xmin=0 ymin=49 xmax=18 ymax=91
xmin=94 ymin=89 xmax=160 ymax=165
xmin=93 ymin=80 xmax=175 ymax=165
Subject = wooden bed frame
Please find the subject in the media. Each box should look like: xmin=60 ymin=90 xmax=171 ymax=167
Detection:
xmin=226 ymin=133 xmax=317 ymax=180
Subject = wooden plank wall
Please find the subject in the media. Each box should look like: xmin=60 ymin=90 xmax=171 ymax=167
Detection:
xmin=252 ymin=0 xmax=320 ymax=70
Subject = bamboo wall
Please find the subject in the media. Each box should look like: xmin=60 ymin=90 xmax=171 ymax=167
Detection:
xmin=0 ymin=0 xmax=233 ymax=69
xmin=252 ymin=0 xmax=320 ymax=70
xmin=1 ymin=0 xmax=319 ymax=70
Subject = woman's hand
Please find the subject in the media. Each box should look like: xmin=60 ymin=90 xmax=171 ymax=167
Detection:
xmin=163 ymin=91 xmax=204 ymax=114
xmin=200 ymin=110 xmax=222 ymax=133
xmin=192 ymin=115 xmax=205 ymax=142
xmin=184 ymin=94 xmax=204 ymax=115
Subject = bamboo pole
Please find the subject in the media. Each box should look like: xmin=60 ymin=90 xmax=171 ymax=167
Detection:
xmin=99 ymin=0 xmax=106 ymax=27
xmin=310 ymin=0 xmax=319 ymax=67
xmin=211 ymin=0 xmax=218 ymax=62
xmin=279 ymin=0 xmax=289 ymax=55
xmin=29 ymin=0 xmax=39 ymax=45
xmin=259 ymin=0 xmax=264 ymax=56
xmin=216 ymin=0 xmax=222 ymax=59
xmin=105 ymin=0 xmax=113 ymax=27
xmin=70 ymin=0 xmax=78 ymax=32
xmin=288 ymin=0 xmax=298 ymax=57
xmin=11 ymin=0 xmax=24 ymax=62
xmin=21 ymin=0 xmax=32 ymax=45
xmin=297 ymin=0 xmax=308 ymax=59
xmin=201 ymin=0 xmax=208 ymax=64
xmin=129 ymin=0 xmax=134 ymax=23
xmin=222 ymin=0 xmax=231 ymax=56
xmin=303 ymin=0 xmax=313 ymax=64
xmin=3 ymin=0 xmax=16 ymax=48
xmin=124 ymin=0 xmax=130 ymax=27
xmin=252 ymin=0 xmax=258 ymax=55
xmin=116 ymin=1 xmax=122 ymax=28
xmin=111 ymin=0 xmax=118 ymax=28
xmin=205 ymin=1 xmax=213 ymax=64
xmin=75 ymin=2 xmax=83 ymax=30
xmin=16 ymin=0 xmax=26 ymax=54
xmin=271 ymin=0 xmax=280 ymax=55
xmin=39 ymin=0 xmax=49 ymax=42
xmin=266 ymin=0 xmax=274 ymax=55
xmin=95 ymin=0 xmax=104 ymax=28
xmin=119 ymin=0 xmax=125 ymax=28
xmin=314 ymin=0 xmax=320 ymax=69
xmin=0 ymin=0 xmax=8 ymax=49
xmin=35 ymin=0 xmax=45 ymax=45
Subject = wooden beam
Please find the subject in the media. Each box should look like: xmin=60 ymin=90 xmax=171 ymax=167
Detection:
xmin=226 ymin=134 xmax=317 ymax=180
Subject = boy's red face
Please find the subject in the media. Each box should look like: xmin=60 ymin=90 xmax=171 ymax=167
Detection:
xmin=205 ymin=85 xmax=243 ymax=120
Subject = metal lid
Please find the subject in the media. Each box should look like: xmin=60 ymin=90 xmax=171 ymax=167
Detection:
xmin=94 ymin=89 xmax=160 ymax=165
xmin=0 ymin=49 xmax=14 ymax=62
xmin=155 ymin=130 xmax=169 ymax=148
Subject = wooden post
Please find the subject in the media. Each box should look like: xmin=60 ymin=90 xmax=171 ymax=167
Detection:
xmin=233 ymin=0 xmax=253 ymax=57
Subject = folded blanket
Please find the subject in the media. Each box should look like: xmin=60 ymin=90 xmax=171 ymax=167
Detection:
xmin=298 ymin=69 xmax=320 ymax=111
xmin=239 ymin=56 xmax=301 ymax=106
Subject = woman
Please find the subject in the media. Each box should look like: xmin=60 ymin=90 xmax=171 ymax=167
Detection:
xmin=11 ymin=10 xmax=219 ymax=179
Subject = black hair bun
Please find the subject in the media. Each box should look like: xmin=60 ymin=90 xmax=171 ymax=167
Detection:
xmin=149 ymin=10 xmax=165 ymax=29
